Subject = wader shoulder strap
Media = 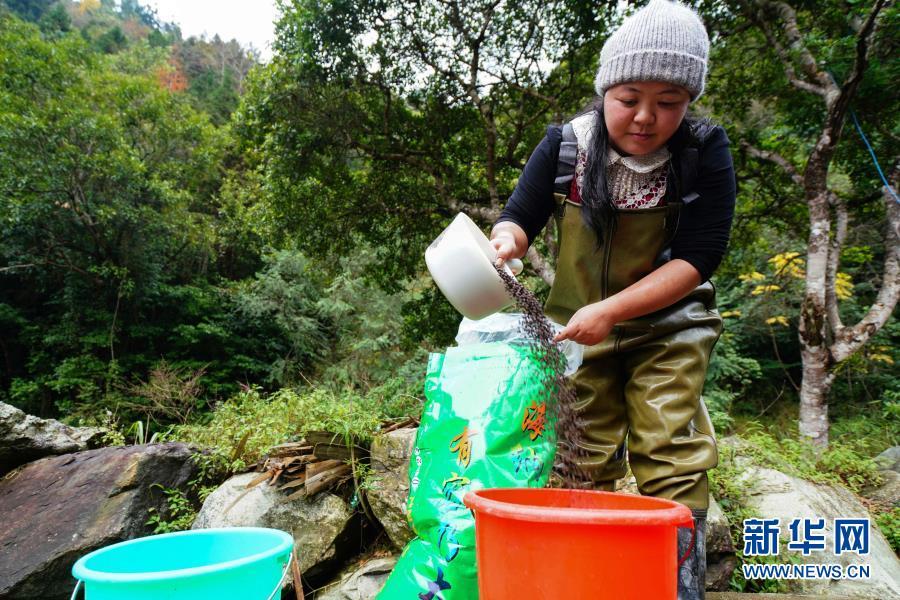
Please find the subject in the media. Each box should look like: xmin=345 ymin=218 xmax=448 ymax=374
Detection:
xmin=554 ymin=122 xmax=578 ymax=196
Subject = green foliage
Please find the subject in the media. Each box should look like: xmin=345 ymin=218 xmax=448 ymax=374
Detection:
xmin=2 ymin=0 xmax=55 ymax=22
xmin=234 ymin=0 xmax=612 ymax=334
xmin=0 ymin=15 xmax=307 ymax=422
xmin=144 ymin=450 xmax=228 ymax=533
xmin=736 ymin=424 xmax=883 ymax=494
xmin=709 ymin=445 xmax=790 ymax=593
xmin=173 ymin=36 xmax=255 ymax=124
xmin=874 ymin=507 xmax=900 ymax=554
xmin=704 ymin=329 xmax=764 ymax=434
xmin=172 ymin=386 xmax=416 ymax=470
xmin=146 ymin=484 xmax=196 ymax=533
xmin=231 ymin=250 xmax=332 ymax=387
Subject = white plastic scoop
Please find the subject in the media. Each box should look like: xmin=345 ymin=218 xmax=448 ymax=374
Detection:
xmin=425 ymin=213 xmax=524 ymax=320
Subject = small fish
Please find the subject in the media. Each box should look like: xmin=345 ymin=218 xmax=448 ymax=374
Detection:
xmin=418 ymin=567 xmax=452 ymax=600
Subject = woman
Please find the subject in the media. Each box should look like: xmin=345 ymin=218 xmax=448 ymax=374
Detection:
xmin=490 ymin=1 xmax=736 ymax=598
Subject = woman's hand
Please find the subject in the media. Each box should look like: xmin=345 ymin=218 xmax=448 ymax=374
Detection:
xmin=489 ymin=222 xmax=528 ymax=267
xmin=553 ymin=302 xmax=618 ymax=345
xmin=553 ymin=260 xmax=703 ymax=345
xmin=490 ymin=232 xmax=518 ymax=266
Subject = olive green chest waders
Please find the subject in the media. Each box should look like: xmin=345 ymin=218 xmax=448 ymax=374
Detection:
xmin=544 ymin=191 xmax=722 ymax=599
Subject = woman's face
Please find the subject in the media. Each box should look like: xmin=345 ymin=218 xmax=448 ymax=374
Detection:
xmin=603 ymin=82 xmax=691 ymax=156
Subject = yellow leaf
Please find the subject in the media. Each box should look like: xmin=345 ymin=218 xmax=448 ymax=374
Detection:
xmin=751 ymin=284 xmax=781 ymax=296
xmin=78 ymin=0 xmax=101 ymax=14
xmin=721 ymin=310 xmax=742 ymax=318
xmin=765 ymin=315 xmax=790 ymax=327
xmin=769 ymin=252 xmax=806 ymax=279
xmin=739 ymin=271 xmax=766 ymax=282
xmin=869 ymin=353 xmax=894 ymax=365
xmin=835 ymin=272 xmax=854 ymax=300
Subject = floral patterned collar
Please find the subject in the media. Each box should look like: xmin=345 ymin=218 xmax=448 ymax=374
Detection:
xmin=606 ymin=144 xmax=671 ymax=173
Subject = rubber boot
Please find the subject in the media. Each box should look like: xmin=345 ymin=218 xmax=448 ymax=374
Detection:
xmin=677 ymin=510 xmax=706 ymax=600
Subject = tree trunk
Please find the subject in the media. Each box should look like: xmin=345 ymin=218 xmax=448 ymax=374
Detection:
xmin=798 ymin=189 xmax=831 ymax=447
xmin=798 ymin=343 xmax=833 ymax=446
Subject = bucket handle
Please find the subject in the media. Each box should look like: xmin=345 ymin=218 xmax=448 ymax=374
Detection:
xmin=266 ymin=550 xmax=294 ymax=600
xmin=70 ymin=552 xmax=294 ymax=600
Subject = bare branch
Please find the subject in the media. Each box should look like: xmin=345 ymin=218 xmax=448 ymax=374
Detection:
xmin=752 ymin=9 xmax=827 ymax=97
xmin=840 ymin=0 xmax=888 ymax=101
xmin=525 ymin=245 xmax=555 ymax=286
xmin=741 ymin=141 xmax=804 ymax=187
xmin=480 ymin=65 xmax=559 ymax=106
xmin=807 ymin=0 xmax=888 ymax=196
xmin=448 ymin=201 xmax=499 ymax=224
xmin=831 ymin=162 xmax=900 ymax=363
xmin=474 ymin=0 xmax=503 ymax=47
xmin=754 ymin=0 xmax=834 ymax=92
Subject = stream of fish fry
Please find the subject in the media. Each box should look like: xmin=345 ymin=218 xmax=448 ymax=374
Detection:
xmin=494 ymin=266 xmax=591 ymax=488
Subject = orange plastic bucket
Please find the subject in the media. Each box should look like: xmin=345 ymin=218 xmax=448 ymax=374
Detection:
xmin=463 ymin=488 xmax=693 ymax=599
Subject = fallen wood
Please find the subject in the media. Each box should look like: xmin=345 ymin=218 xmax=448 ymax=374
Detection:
xmin=279 ymin=476 xmax=307 ymax=491
xmin=380 ymin=416 xmax=417 ymax=434
xmin=305 ymin=464 xmax=352 ymax=496
xmin=306 ymin=459 xmax=343 ymax=478
xmin=258 ymin=423 xmax=421 ymax=502
xmin=267 ymin=443 xmax=314 ymax=458
xmin=310 ymin=443 xmax=354 ymax=462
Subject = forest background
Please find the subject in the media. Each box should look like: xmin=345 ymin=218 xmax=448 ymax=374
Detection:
xmin=0 ymin=0 xmax=898 ymax=586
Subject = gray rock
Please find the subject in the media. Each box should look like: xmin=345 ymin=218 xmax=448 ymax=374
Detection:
xmin=367 ymin=428 xmax=416 ymax=550
xmin=0 ymin=401 xmax=103 ymax=475
xmin=875 ymin=446 xmax=900 ymax=473
xmin=707 ymin=495 xmax=736 ymax=555
xmin=0 ymin=443 xmax=197 ymax=600
xmin=315 ymin=556 xmax=397 ymax=600
xmin=192 ymin=472 xmax=355 ymax=580
xmin=706 ymin=495 xmax=737 ymax=591
xmin=862 ymin=469 xmax=900 ymax=508
xmin=739 ymin=465 xmax=900 ymax=599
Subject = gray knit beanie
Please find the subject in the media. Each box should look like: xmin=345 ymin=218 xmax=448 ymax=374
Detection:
xmin=595 ymin=0 xmax=710 ymax=100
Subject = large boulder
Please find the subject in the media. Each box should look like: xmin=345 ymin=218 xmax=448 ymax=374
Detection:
xmin=0 ymin=401 xmax=103 ymax=475
xmin=316 ymin=556 xmax=396 ymax=600
xmin=366 ymin=427 xmax=416 ymax=550
xmin=875 ymin=447 xmax=900 ymax=473
xmin=740 ymin=465 xmax=900 ymax=599
xmin=863 ymin=446 xmax=900 ymax=509
xmin=0 ymin=443 xmax=197 ymax=600
xmin=862 ymin=470 xmax=900 ymax=508
xmin=192 ymin=472 xmax=357 ymax=584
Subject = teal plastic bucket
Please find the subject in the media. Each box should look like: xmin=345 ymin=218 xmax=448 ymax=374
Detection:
xmin=71 ymin=527 xmax=293 ymax=600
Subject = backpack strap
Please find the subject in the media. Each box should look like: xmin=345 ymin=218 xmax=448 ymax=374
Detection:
xmin=679 ymin=122 xmax=719 ymax=204
xmin=553 ymin=119 xmax=717 ymax=205
xmin=679 ymin=147 xmax=700 ymax=204
xmin=554 ymin=122 xmax=579 ymax=196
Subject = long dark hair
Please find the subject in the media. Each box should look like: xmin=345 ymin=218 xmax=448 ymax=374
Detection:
xmin=575 ymin=100 xmax=701 ymax=245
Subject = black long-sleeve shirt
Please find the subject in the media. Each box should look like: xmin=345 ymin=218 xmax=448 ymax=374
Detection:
xmin=496 ymin=124 xmax=736 ymax=282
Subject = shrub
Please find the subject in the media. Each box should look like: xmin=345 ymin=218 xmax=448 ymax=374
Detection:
xmin=171 ymin=385 xmax=415 ymax=471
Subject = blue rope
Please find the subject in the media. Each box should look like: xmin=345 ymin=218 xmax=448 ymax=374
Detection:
xmin=824 ymin=69 xmax=899 ymax=203
xmin=849 ymin=108 xmax=899 ymax=203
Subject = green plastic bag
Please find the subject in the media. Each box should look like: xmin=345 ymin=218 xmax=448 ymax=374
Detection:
xmin=379 ymin=328 xmax=576 ymax=599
